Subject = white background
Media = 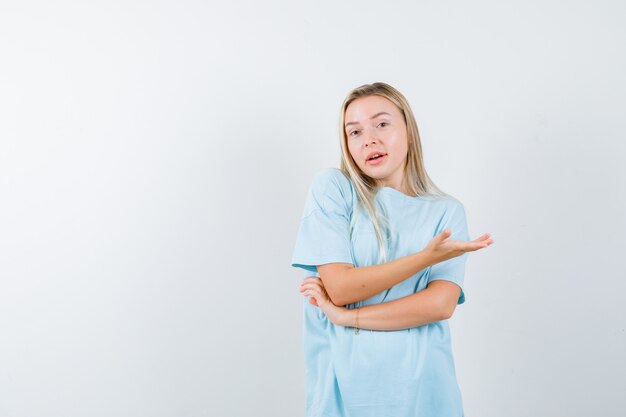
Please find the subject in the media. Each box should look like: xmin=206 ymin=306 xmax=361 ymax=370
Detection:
xmin=1 ymin=1 xmax=625 ymax=416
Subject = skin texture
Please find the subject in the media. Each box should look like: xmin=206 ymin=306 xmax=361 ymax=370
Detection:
xmin=308 ymin=228 xmax=493 ymax=307
xmin=301 ymin=276 xmax=458 ymax=330
xmin=299 ymin=95 xmax=494 ymax=330
xmin=300 ymin=229 xmax=494 ymax=331
xmin=345 ymin=95 xmax=410 ymax=192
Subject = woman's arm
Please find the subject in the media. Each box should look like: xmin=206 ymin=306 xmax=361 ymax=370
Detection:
xmin=300 ymin=278 xmax=463 ymax=331
xmin=317 ymin=229 xmax=493 ymax=306
xmin=339 ymin=280 xmax=461 ymax=330
xmin=317 ymin=251 xmax=430 ymax=307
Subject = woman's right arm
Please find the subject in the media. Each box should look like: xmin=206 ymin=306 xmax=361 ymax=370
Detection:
xmin=318 ymin=228 xmax=492 ymax=306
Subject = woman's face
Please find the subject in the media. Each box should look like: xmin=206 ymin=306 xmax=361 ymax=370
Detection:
xmin=344 ymin=95 xmax=409 ymax=190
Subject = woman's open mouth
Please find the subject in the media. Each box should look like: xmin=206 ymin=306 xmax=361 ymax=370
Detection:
xmin=366 ymin=154 xmax=387 ymax=165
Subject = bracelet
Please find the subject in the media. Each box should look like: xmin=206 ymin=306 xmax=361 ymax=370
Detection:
xmin=354 ymin=307 xmax=360 ymax=335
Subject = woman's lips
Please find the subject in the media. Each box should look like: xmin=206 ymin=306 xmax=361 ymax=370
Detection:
xmin=366 ymin=154 xmax=387 ymax=165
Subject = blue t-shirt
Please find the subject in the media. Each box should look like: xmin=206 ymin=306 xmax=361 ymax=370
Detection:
xmin=291 ymin=168 xmax=470 ymax=417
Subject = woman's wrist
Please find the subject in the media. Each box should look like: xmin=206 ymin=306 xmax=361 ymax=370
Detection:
xmin=332 ymin=306 xmax=351 ymax=327
xmin=336 ymin=307 xmax=357 ymax=328
xmin=416 ymin=248 xmax=434 ymax=269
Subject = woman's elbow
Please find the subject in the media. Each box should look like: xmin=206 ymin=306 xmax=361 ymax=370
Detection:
xmin=426 ymin=280 xmax=461 ymax=321
xmin=440 ymin=301 xmax=458 ymax=320
xmin=317 ymin=263 xmax=353 ymax=306
xmin=327 ymin=290 xmax=345 ymax=307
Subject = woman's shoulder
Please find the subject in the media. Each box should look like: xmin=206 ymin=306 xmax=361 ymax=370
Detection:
xmin=419 ymin=193 xmax=466 ymax=217
xmin=310 ymin=167 xmax=354 ymax=194
xmin=312 ymin=167 xmax=352 ymax=185
xmin=307 ymin=167 xmax=355 ymax=213
xmin=434 ymin=194 xmax=464 ymax=209
xmin=427 ymin=194 xmax=468 ymax=227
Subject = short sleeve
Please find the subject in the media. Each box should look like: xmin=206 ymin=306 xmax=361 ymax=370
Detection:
xmin=290 ymin=169 xmax=354 ymax=275
xmin=427 ymin=200 xmax=470 ymax=305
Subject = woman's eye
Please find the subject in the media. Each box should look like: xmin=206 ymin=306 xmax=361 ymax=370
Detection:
xmin=378 ymin=122 xmax=388 ymax=127
xmin=349 ymin=130 xmax=360 ymax=136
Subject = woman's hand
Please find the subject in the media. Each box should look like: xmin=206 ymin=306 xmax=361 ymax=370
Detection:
xmin=299 ymin=276 xmax=347 ymax=325
xmin=424 ymin=228 xmax=494 ymax=266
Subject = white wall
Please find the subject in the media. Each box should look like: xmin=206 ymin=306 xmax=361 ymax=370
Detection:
xmin=1 ymin=1 xmax=624 ymax=416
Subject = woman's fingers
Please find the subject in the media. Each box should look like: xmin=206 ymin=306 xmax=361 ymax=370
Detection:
xmin=300 ymin=276 xmax=324 ymax=290
xmin=300 ymin=282 xmax=325 ymax=294
xmin=463 ymin=236 xmax=494 ymax=251
xmin=436 ymin=228 xmax=452 ymax=242
xmin=439 ymin=234 xmax=494 ymax=255
xmin=300 ymin=280 xmax=330 ymax=305
xmin=300 ymin=281 xmax=324 ymax=295
xmin=472 ymin=233 xmax=491 ymax=242
xmin=302 ymin=286 xmax=324 ymax=303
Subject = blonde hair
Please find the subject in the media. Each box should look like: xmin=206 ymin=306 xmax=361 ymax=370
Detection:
xmin=338 ymin=82 xmax=448 ymax=264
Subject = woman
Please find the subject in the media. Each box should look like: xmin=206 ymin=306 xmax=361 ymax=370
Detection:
xmin=291 ymin=82 xmax=493 ymax=417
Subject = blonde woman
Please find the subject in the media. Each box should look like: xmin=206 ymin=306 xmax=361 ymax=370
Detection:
xmin=291 ymin=82 xmax=494 ymax=417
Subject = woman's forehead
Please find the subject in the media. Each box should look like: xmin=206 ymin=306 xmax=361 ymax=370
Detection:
xmin=345 ymin=95 xmax=398 ymax=122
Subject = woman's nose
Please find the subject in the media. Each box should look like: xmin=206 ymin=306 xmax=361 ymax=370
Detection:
xmin=364 ymin=128 xmax=378 ymax=146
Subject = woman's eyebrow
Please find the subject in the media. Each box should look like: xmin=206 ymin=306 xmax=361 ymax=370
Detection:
xmin=345 ymin=111 xmax=391 ymax=127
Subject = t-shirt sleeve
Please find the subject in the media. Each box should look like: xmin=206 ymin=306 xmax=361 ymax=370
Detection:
xmin=291 ymin=169 xmax=354 ymax=276
xmin=427 ymin=200 xmax=470 ymax=305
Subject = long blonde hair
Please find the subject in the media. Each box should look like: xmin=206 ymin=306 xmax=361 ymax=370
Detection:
xmin=338 ymin=82 xmax=448 ymax=264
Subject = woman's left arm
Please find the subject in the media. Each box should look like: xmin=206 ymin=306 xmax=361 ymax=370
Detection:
xmin=300 ymin=277 xmax=460 ymax=330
